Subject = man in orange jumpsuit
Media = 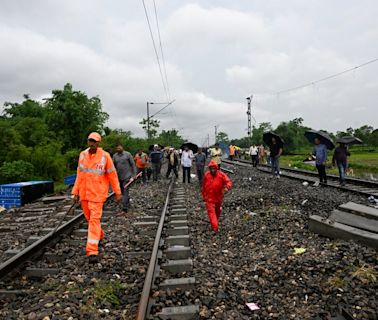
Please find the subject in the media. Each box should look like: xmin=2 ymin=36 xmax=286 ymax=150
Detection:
xmin=72 ymin=132 xmax=122 ymax=263
xmin=202 ymin=160 xmax=232 ymax=232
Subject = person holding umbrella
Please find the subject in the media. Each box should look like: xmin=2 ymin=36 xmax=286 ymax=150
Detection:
xmin=313 ymin=138 xmax=328 ymax=184
xmin=332 ymin=136 xmax=361 ymax=185
xmin=332 ymin=142 xmax=350 ymax=185
xmin=305 ymin=130 xmax=335 ymax=185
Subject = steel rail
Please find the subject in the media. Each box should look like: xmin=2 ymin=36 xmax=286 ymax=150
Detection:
xmin=223 ymin=159 xmax=378 ymax=196
xmin=136 ymin=177 xmax=174 ymax=320
xmin=226 ymin=159 xmax=378 ymax=188
xmin=0 ymin=192 xmax=115 ymax=280
xmin=0 ymin=212 xmax=83 ymax=279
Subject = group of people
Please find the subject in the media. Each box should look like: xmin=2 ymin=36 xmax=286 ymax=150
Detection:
xmin=247 ymin=137 xmax=352 ymax=185
xmin=72 ymin=133 xmax=232 ymax=263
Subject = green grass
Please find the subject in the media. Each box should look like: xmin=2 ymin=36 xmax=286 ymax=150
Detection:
xmin=280 ymin=151 xmax=378 ymax=178
xmin=54 ymin=181 xmax=68 ymax=193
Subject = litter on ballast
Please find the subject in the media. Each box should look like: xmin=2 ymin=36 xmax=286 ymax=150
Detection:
xmin=246 ymin=302 xmax=260 ymax=311
xmin=293 ymin=247 xmax=306 ymax=255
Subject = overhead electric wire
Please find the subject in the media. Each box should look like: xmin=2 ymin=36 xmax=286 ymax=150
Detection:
xmin=153 ymin=0 xmax=171 ymax=101
xmin=272 ymin=57 xmax=378 ymax=96
xmin=141 ymin=0 xmax=169 ymax=101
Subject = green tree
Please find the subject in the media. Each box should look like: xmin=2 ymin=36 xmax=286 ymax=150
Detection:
xmin=251 ymin=122 xmax=273 ymax=145
xmin=0 ymin=160 xmax=35 ymax=184
xmin=216 ymin=131 xmax=229 ymax=143
xmin=3 ymin=96 xmax=46 ymax=119
xmin=139 ymin=118 xmax=160 ymax=140
xmin=44 ymin=83 xmax=109 ymax=151
xmin=157 ymin=129 xmax=184 ymax=148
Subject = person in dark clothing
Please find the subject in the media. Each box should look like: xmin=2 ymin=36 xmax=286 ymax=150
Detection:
xmin=112 ymin=144 xmax=136 ymax=212
xmin=269 ymin=138 xmax=282 ymax=178
xmin=166 ymin=148 xmax=179 ymax=178
xmin=332 ymin=143 xmax=350 ymax=185
xmin=149 ymin=145 xmax=163 ymax=181
xmin=312 ymin=138 xmax=328 ymax=184
xmin=194 ymin=148 xmax=206 ymax=187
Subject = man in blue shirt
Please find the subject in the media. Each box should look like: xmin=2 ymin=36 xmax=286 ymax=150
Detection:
xmin=312 ymin=138 xmax=328 ymax=184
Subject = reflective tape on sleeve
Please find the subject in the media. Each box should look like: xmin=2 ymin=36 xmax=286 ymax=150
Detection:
xmin=87 ymin=238 xmax=99 ymax=244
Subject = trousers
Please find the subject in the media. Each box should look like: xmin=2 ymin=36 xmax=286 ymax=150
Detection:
xmin=205 ymin=201 xmax=222 ymax=232
xmin=119 ymin=180 xmax=130 ymax=210
xmin=81 ymin=200 xmax=104 ymax=256
xmin=316 ymin=164 xmax=327 ymax=183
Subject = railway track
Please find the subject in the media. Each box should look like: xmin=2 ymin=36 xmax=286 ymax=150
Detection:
xmin=223 ymin=159 xmax=378 ymax=197
xmin=0 ymin=192 xmax=116 ymax=291
xmin=136 ymin=177 xmax=198 ymax=319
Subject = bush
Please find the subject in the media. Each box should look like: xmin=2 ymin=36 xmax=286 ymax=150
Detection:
xmin=0 ymin=160 xmax=35 ymax=184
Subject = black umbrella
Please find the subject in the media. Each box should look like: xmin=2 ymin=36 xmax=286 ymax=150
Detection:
xmin=263 ymin=131 xmax=284 ymax=146
xmin=148 ymin=144 xmax=164 ymax=151
xmin=304 ymin=130 xmax=335 ymax=150
xmin=180 ymin=142 xmax=198 ymax=153
xmin=336 ymin=136 xmax=363 ymax=145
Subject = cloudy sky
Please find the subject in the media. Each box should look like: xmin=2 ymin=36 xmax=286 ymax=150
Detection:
xmin=1 ymin=0 xmax=377 ymax=145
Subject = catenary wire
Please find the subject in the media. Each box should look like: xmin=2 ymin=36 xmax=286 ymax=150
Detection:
xmin=153 ymin=0 xmax=171 ymax=101
xmin=141 ymin=0 xmax=169 ymax=101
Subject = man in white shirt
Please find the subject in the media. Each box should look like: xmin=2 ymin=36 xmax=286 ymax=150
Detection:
xmin=181 ymin=146 xmax=194 ymax=183
xmin=249 ymin=144 xmax=258 ymax=167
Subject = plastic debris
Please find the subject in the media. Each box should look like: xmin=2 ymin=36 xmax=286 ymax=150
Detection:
xmin=368 ymin=196 xmax=378 ymax=204
xmin=246 ymin=303 xmax=260 ymax=311
xmin=301 ymin=199 xmax=308 ymax=205
xmin=313 ymin=181 xmax=320 ymax=187
xmin=302 ymin=182 xmax=309 ymax=186
xmin=293 ymin=247 xmax=306 ymax=255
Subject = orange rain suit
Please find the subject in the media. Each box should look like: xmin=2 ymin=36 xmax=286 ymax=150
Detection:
xmin=72 ymin=147 xmax=121 ymax=256
xmin=202 ymin=160 xmax=232 ymax=232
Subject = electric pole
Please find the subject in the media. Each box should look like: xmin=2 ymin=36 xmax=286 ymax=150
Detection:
xmin=246 ymin=95 xmax=253 ymax=137
xmin=146 ymin=102 xmax=152 ymax=140
xmin=214 ymin=125 xmax=219 ymax=144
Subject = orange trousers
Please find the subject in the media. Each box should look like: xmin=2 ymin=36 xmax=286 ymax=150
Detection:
xmin=81 ymin=200 xmax=104 ymax=256
xmin=205 ymin=201 xmax=222 ymax=232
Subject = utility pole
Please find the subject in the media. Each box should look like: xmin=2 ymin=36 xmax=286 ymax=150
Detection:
xmin=146 ymin=102 xmax=152 ymax=140
xmin=246 ymin=95 xmax=253 ymax=137
xmin=146 ymin=100 xmax=175 ymax=140
xmin=214 ymin=125 xmax=219 ymax=144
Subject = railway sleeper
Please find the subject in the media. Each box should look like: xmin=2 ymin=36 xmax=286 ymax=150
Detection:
xmin=157 ymin=305 xmax=199 ymax=320
xmin=161 ymin=259 xmax=193 ymax=274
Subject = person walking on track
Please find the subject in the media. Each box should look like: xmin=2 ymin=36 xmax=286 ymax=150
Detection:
xmin=72 ymin=132 xmax=121 ymax=263
xmin=313 ymin=137 xmax=328 ymax=184
xmin=202 ymin=160 xmax=232 ymax=232
xmin=210 ymin=143 xmax=223 ymax=169
xmin=229 ymin=144 xmax=235 ymax=161
xmin=150 ymin=144 xmax=163 ymax=181
xmin=134 ymin=149 xmax=148 ymax=183
xmin=332 ymin=142 xmax=350 ymax=186
xmin=112 ymin=143 xmax=136 ymax=213
xmin=249 ymin=144 xmax=258 ymax=167
xmin=181 ymin=145 xmax=194 ymax=183
xmin=269 ymin=138 xmax=283 ymax=178
xmin=166 ymin=148 xmax=179 ymax=179
xmin=194 ymin=147 xmax=206 ymax=187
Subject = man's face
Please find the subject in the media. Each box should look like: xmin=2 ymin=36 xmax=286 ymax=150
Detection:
xmin=314 ymin=138 xmax=320 ymax=145
xmin=209 ymin=166 xmax=217 ymax=175
xmin=87 ymin=139 xmax=99 ymax=151
xmin=116 ymin=145 xmax=123 ymax=153
xmin=272 ymin=138 xmax=276 ymax=144
xmin=198 ymin=148 xmax=202 ymax=153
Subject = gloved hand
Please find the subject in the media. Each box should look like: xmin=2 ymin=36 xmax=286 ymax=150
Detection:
xmin=73 ymin=195 xmax=80 ymax=203
xmin=115 ymin=193 xmax=122 ymax=203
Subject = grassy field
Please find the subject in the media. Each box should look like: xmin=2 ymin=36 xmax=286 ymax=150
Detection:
xmin=280 ymin=149 xmax=378 ymax=179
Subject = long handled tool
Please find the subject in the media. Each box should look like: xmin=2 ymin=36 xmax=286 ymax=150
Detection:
xmin=52 ymin=201 xmax=78 ymax=234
